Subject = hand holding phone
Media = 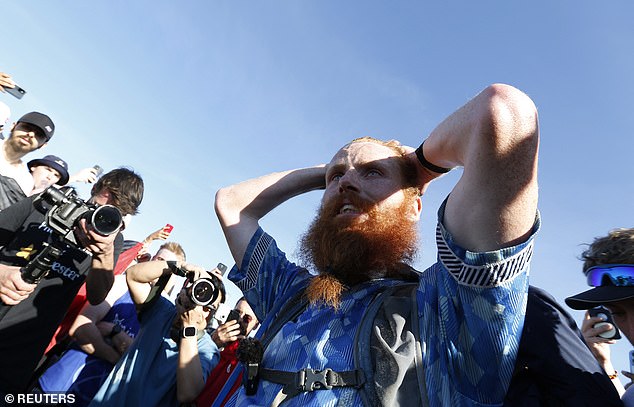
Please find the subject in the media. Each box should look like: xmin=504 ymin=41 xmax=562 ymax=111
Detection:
xmin=214 ymin=303 xmax=231 ymax=324
xmin=589 ymin=306 xmax=621 ymax=340
xmin=92 ymin=165 xmax=104 ymax=178
xmin=226 ymin=309 xmax=241 ymax=324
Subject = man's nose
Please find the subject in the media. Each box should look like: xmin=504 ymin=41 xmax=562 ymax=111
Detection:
xmin=338 ymin=171 xmax=360 ymax=193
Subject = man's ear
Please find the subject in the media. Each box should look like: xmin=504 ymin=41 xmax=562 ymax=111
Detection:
xmin=407 ymin=194 xmax=422 ymax=222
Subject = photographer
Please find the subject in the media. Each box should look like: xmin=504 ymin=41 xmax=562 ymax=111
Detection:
xmin=195 ymin=297 xmax=260 ymax=407
xmin=0 ymin=167 xmax=143 ymax=396
xmin=36 ymin=242 xmax=186 ymax=407
xmin=90 ymin=260 xmax=225 ymax=406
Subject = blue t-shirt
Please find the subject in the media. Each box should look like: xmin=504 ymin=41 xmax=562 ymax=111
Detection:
xmin=89 ymin=296 xmax=219 ymax=407
xmin=227 ymin=204 xmax=539 ymax=407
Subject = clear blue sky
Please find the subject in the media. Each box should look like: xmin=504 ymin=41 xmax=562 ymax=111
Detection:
xmin=2 ymin=1 xmax=634 ymax=374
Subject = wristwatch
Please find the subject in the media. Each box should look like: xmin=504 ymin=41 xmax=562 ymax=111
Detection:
xmin=181 ymin=326 xmax=198 ymax=338
xmin=107 ymin=323 xmax=123 ymax=339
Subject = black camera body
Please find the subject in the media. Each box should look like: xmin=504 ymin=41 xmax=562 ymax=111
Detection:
xmin=168 ymin=261 xmax=222 ymax=308
xmin=34 ymin=186 xmax=123 ymax=247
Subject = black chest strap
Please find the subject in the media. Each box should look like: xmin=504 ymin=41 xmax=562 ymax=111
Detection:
xmin=260 ymin=367 xmax=365 ymax=407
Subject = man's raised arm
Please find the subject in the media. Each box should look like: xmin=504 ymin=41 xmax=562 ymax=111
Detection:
xmin=215 ymin=166 xmax=326 ymax=267
xmin=415 ymin=83 xmax=539 ymax=252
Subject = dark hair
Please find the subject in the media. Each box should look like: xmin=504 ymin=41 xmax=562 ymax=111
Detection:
xmin=581 ymin=228 xmax=634 ymax=273
xmin=203 ymin=273 xmax=227 ymax=324
xmin=91 ymin=167 xmax=144 ymax=216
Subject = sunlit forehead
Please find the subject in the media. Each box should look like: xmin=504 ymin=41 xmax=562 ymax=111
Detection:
xmin=329 ymin=141 xmax=401 ymax=171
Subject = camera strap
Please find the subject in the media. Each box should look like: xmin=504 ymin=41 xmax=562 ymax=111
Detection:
xmin=139 ymin=271 xmax=172 ymax=313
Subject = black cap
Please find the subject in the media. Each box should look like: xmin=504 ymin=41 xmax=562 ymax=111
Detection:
xmin=17 ymin=112 xmax=55 ymax=141
xmin=565 ymin=285 xmax=634 ymax=310
xmin=27 ymin=155 xmax=69 ymax=185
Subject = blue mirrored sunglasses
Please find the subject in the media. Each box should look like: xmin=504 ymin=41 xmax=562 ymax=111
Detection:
xmin=586 ymin=264 xmax=634 ymax=287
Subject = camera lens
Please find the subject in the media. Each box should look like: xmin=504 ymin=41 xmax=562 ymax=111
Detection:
xmin=91 ymin=205 xmax=122 ymax=236
xmin=190 ymin=279 xmax=218 ymax=306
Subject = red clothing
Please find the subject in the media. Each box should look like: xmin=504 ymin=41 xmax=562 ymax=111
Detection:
xmin=195 ymin=341 xmax=242 ymax=407
xmin=43 ymin=243 xmax=144 ymax=354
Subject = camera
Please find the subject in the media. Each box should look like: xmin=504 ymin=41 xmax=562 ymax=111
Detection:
xmin=588 ymin=306 xmax=621 ymax=340
xmin=188 ymin=277 xmax=220 ymax=307
xmin=168 ymin=262 xmax=222 ymax=308
xmin=34 ymin=186 xmax=123 ymax=247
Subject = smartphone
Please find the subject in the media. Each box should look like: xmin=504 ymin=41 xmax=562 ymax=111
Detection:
xmin=93 ymin=165 xmax=104 ymax=177
xmin=226 ymin=309 xmax=241 ymax=323
xmin=216 ymin=262 xmax=227 ymax=275
xmin=163 ymin=224 xmax=174 ymax=236
xmin=589 ymin=306 xmax=621 ymax=340
xmin=629 ymin=350 xmax=634 ymax=373
xmin=4 ymin=84 xmax=26 ymax=99
xmin=226 ymin=308 xmax=246 ymax=335
xmin=214 ymin=303 xmax=231 ymax=324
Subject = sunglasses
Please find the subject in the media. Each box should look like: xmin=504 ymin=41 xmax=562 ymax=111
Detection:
xmin=586 ymin=264 xmax=634 ymax=287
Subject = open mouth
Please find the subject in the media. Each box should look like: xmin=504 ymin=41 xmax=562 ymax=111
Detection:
xmin=339 ymin=204 xmax=360 ymax=215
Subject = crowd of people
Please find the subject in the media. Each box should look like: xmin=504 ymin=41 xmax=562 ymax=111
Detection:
xmin=1 ymin=72 xmax=633 ymax=406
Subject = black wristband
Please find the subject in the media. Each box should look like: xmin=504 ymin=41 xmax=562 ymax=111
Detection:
xmin=167 ymin=260 xmax=186 ymax=277
xmin=415 ymin=141 xmax=451 ymax=173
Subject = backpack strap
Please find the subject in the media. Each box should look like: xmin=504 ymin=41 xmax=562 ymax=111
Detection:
xmin=259 ymin=284 xmax=310 ymax=349
xmin=253 ymin=280 xmax=428 ymax=407
xmin=409 ymin=283 xmax=429 ymax=407
xmin=261 ymin=367 xmax=366 ymax=407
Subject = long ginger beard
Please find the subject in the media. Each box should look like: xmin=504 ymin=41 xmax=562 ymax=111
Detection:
xmin=299 ymin=191 xmax=419 ymax=309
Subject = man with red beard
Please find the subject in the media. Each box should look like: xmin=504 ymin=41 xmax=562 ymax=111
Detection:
xmin=215 ymin=84 xmax=540 ymax=406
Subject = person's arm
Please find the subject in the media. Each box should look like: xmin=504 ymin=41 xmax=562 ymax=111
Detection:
xmin=0 ymin=264 xmax=36 ymax=305
xmin=69 ymin=277 xmax=128 ymax=364
xmin=75 ymin=218 xmax=120 ymax=305
xmin=176 ymin=307 xmax=210 ymax=402
xmin=140 ymin=226 xmax=171 ymax=248
xmin=415 ymin=84 xmax=539 ymax=252
xmin=125 ymin=260 xmax=174 ymax=305
xmin=0 ymin=197 xmax=38 ymax=304
xmin=581 ymin=311 xmax=626 ymax=396
xmin=0 ymin=72 xmax=15 ymax=91
xmin=67 ymin=167 xmax=100 ymax=185
xmin=215 ymin=166 xmax=326 ymax=267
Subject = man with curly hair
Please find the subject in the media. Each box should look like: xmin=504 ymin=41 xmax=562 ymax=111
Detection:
xmin=567 ymin=228 xmax=634 ymax=406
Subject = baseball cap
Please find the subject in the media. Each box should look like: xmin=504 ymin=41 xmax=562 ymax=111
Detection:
xmin=27 ymin=155 xmax=70 ymax=185
xmin=565 ymin=264 xmax=634 ymax=309
xmin=17 ymin=111 xmax=55 ymax=141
